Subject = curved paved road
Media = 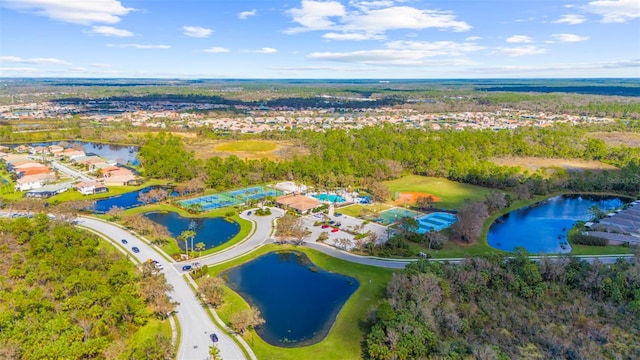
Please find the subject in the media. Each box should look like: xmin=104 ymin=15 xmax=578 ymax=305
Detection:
xmin=76 ymin=216 xmax=246 ymax=360
xmin=178 ymin=208 xmax=286 ymax=269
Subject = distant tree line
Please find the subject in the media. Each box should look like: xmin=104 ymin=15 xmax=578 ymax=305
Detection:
xmin=138 ymin=124 xmax=640 ymax=198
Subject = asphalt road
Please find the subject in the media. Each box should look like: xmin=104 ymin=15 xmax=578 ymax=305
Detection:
xmin=181 ymin=208 xmax=286 ymax=269
xmin=50 ymin=159 xmax=93 ymax=182
xmin=76 ymin=216 xmax=247 ymax=360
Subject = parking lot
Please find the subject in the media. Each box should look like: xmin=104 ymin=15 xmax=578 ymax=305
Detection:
xmin=300 ymin=212 xmax=389 ymax=250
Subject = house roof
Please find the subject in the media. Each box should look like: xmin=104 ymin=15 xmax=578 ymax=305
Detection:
xmin=276 ymin=193 xmax=321 ymax=211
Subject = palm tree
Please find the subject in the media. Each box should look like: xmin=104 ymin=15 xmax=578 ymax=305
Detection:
xmin=177 ymin=230 xmax=196 ymax=258
xmin=209 ymin=344 xmax=221 ymax=360
xmin=195 ymin=242 xmax=205 ymax=257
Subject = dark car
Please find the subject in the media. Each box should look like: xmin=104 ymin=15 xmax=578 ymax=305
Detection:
xmin=121 ymin=239 xmax=128 ymax=244
xmin=131 ymin=246 xmax=140 ymax=253
xmin=182 ymin=265 xmax=192 ymax=271
xmin=210 ymin=333 xmax=219 ymax=342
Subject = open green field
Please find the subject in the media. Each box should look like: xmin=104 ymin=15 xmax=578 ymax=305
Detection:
xmin=209 ymin=244 xmax=395 ymax=360
xmin=186 ymin=139 xmax=309 ymax=161
xmin=384 ymin=175 xmax=492 ymax=210
xmin=214 ymin=140 xmax=278 ymax=152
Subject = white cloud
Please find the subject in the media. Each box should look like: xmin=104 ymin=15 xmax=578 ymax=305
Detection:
xmin=286 ymin=0 xmax=346 ymax=33
xmin=489 ymin=45 xmax=546 ymax=56
xmin=322 ymin=32 xmax=384 ymax=40
xmin=584 ymin=0 xmax=640 ymax=23
xmin=255 ymin=47 xmax=278 ymax=53
xmin=307 ymin=40 xmax=483 ymax=66
xmin=465 ymin=36 xmax=482 ymax=41
xmin=238 ymin=9 xmax=256 ymax=19
xmin=183 ymin=26 xmax=213 ymax=38
xmin=551 ymin=33 xmax=590 ymax=42
xmin=203 ymin=47 xmax=230 ymax=53
xmin=87 ymin=26 xmax=132 ymax=37
xmin=553 ymin=14 xmax=586 ymax=24
xmin=346 ymin=6 xmax=471 ymax=33
xmin=107 ymin=44 xmax=171 ymax=49
xmin=67 ymin=67 xmax=88 ymax=73
xmin=285 ymin=1 xmax=471 ymax=37
xmin=0 ymin=55 xmax=70 ymax=65
xmin=506 ymin=35 xmax=533 ymax=43
xmin=350 ymin=1 xmax=395 ymax=12
xmin=2 ymin=0 xmax=133 ymax=25
xmin=92 ymin=63 xmax=112 ymax=68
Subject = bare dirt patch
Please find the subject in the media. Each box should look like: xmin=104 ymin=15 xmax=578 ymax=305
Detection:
xmin=393 ymin=191 xmax=441 ymax=205
xmin=490 ymin=157 xmax=618 ymax=174
xmin=185 ymin=139 xmax=309 ymax=161
xmin=588 ymin=131 xmax=640 ymax=148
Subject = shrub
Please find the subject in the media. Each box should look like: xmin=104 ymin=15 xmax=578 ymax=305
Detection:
xmin=572 ymin=233 xmax=608 ymax=246
xmin=225 ymin=211 xmax=236 ymax=217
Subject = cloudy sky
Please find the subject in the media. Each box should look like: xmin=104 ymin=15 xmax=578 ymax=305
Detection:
xmin=1 ymin=0 xmax=639 ymax=78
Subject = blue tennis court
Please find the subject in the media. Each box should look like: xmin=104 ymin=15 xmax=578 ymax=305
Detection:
xmin=416 ymin=212 xmax=457 ymax=234
xmin=375 ymin=208 xmax=423 ymax=225
xmin=178 ymin=186 xmax=283 ymax=211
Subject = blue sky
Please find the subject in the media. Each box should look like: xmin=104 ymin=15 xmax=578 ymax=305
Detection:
xmin=1 ymin=0 xmax=639 ymax=78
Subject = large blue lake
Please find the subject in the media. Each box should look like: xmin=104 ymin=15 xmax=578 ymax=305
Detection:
xmin=93 ymin=186 xmax=172 ymax=213
xmin=144 ymin=211 xmax=239 ymax=250
xmin=224 ymin=251 xmax=358 ymax=347
xmin=488 ymin=194 xmax=624 ymax=254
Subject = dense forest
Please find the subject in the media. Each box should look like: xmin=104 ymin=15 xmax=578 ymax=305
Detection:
xmin=364 ymin=252 xmax=640 ymax=359
xmin=138 ymin=124 xmax=640 ymax=198
xmin=0 ymin=215 xmax=174 ymax=359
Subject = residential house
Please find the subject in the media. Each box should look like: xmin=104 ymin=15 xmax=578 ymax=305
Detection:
xmin=76 ymin=181 xmax=108 ymax=195
xmin=62 ymin=148 xmax=86 ymax=160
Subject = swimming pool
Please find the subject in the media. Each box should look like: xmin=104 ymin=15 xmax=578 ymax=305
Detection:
xmin=415 ymin=212 xmax=457 ymax=233
xmin=313 ymin=193 xmax=346 ymax=203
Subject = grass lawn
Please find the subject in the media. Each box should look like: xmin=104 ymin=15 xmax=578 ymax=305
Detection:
xmin=128 ymin=318 xmax=172 ymax=349
xmin=338 ymin=203 xmax=392 ymax=218
xmin=214 ymin=140 xmax=278 ymax=152
xmin=566 ymin=221 xmax=634 ymax=256
xmin=124 ymin=202 xmax=253 ymax=257
xmin=209 ymin=244 xmax=395 ymax=360
xmin=384 ymin=175 xmax=492 ymax=210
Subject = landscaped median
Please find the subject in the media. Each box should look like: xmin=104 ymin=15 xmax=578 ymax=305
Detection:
xmin=205 ymin=244 xmax=395 ymax=360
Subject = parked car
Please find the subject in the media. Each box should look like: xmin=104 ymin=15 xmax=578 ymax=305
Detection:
xmin=121 ymin=239 xmax=128 ymax=244
xmin=321 ymin=224 xmax=330 ymax=229
xmin=331 ymin=228 xmax=339 ymax=233
xmin=210 ymin=333 xmax=219 ymax=342
xmin=182 ymin=265 xmax=192 ymax=271
xmin=247 ymin=211 xmax=252 ymax=215
xmin=131 ymin=246 xmax=140 ymax=253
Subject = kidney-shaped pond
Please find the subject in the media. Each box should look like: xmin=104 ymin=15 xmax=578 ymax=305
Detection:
xmin=488 ymin=194 xmax=624 ymax=254
xmin=224 ymin=251 xmax=359 ymax=347
xmin=144 ymin=211 xmax=239 ymax=250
